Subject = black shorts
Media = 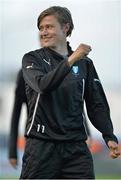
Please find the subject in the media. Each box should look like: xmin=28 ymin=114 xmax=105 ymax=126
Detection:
xmin=20 ymin=138 xmax=95 ymax=179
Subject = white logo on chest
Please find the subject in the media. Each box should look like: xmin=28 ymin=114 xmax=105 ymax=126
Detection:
xmin=72 ymin=66 xmax=79 ymax=76
xmin=43 ymin=59 xmax=51 ymax=65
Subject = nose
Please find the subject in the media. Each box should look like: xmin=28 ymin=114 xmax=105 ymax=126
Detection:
xmin=40 ymin=28 xmax=48 ymax=37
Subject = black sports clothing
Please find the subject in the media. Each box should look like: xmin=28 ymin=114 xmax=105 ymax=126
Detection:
xmin=20 ymin=44 xmax=118 ymax=179
xmin=9 ymin=69 xmax=28 ymax=159
xmin=8 ymin=68 xmax=90 ymax=160
xmin=20 ymin=138 xmax=95 ymax=179
xmin=22 ymin=47 xmax=118 ymax=144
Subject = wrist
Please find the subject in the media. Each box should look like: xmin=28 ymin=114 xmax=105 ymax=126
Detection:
xmin=68 ymin=57 xmax=75 ymax=67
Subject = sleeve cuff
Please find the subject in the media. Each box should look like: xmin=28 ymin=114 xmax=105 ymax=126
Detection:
xmin=102 ymin=134 xmax=118 ymax=147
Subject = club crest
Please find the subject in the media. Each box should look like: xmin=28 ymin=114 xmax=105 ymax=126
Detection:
xmin=72 ymin=66 xmax=79 ymax=75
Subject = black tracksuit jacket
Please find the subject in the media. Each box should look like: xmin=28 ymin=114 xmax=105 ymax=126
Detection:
xmin=22 ymin=47 xmax=118 ymax=144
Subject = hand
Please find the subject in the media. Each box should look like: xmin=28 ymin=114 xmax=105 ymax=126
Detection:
xmin=107 ymin=141 xmax=120 ymax=159
xmin=74 ymin=43 xmax=92 ymax=59
xmin=68 ymin=43 xmax=92 ymax=66
xmin=9 ymin=158 xmax=18 ymax=168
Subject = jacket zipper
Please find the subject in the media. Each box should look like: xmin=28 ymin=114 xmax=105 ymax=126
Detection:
xmin=82 ymin=78 xmax=85 ymax=101
xmin=82 ymin=79 xmax=87 ymax=135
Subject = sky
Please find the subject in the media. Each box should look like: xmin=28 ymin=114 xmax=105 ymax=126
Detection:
xmin=0 ymin=0 xmax=121 ymax=88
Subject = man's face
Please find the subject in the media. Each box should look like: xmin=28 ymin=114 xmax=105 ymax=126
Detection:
xmin=39 ymin=15 xmax=67 ymax=48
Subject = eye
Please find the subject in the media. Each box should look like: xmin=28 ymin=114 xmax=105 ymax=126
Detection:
xmin=39 ymin=24 xmax=54 ymax=32
xmin=39 ymin=26 xmax=44 ymax=31
xmin=46 ymin=25 xmax=53 ymax=29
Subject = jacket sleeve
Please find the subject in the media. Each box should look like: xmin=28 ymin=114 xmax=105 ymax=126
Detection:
xmin=9 ymin=70 xmax=26 ymax=159
xmin=84 ymin=60 xmax=118 ymax=145
xmin=22 ymin=52 xmax=71 ymax=93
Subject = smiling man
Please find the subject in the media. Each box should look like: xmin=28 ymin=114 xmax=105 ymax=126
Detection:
xmin=20 ymin=6 xmax=120 ymax=179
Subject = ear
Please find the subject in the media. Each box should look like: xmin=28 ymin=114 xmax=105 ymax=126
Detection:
xmin=63 ymin=23 xmax=70 ymax=35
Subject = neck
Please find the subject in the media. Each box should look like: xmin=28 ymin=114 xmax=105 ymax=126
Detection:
xmin=50 ymin=42 xmax=68 ymax=56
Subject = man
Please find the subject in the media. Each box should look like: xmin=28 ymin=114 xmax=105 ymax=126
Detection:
xmin=9 ymin=69 xmax=28 ymax=168
xmin=20 ymin=6 xmax=120 ymax=179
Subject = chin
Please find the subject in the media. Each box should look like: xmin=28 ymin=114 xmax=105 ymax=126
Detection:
xmin=41 ymin=41 xmax=56 ymax=47
xmin=42 ymin=44 xmax=49 ymax=48
xmin=43 ymin=43 xmax=56 ymax=49
xmin=41 ymin=43 xmax=49 ymax=47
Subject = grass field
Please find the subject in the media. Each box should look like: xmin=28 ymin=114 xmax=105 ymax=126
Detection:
xmin=0 ymin=176 xmax=121 ymax=180
xmin=96 ymin=175 xmax=121 ymax=179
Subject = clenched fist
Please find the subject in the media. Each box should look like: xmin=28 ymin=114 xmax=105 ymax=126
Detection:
xmin=108 ymin=141 xmax=120 ymax=159
xmin=68 ymin=43 xmax=92 ymax=67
